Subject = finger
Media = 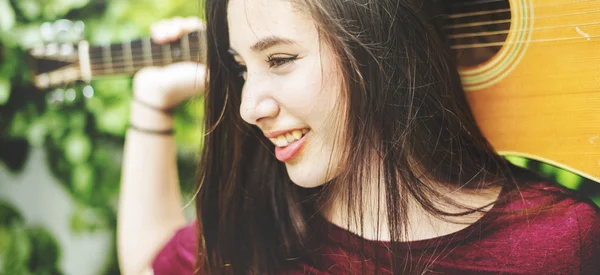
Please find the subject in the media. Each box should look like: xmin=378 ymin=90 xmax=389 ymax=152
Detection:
xmin=167 ymin=17 xmax=201 ymax=41
xmin=151 ymin=17 xmax=203 ymax=44
xmin=181 ymin=17 xmax=204 ymax=33
xmin=151 ymin=20 xmax=171 ymax=44
xmin=157 ymin=18 xmax=181 ymax=43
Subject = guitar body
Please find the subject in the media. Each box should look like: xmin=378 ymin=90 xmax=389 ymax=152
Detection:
xmin=449 ymin=0 xmax=600 ymax=182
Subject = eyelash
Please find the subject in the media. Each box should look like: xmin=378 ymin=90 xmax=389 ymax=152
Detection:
xmin=234 ymin=54 xmax=298 ymax=79
xmin=266 ymin=55 xmax=298 ymax=68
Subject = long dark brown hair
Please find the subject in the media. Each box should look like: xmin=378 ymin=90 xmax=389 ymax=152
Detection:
xmin=196 ymin=0 xmax=547 ymax=274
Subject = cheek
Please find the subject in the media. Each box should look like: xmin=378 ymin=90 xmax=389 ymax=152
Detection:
xmin=277 ymin=58 xmax=341 ymax=128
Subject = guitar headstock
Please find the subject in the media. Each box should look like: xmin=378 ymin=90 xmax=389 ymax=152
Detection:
xmin=28 ymin=19 xmax=90 ymax=90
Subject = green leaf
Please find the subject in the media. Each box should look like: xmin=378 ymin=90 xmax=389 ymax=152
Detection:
xmin=537 ymin=162 xmax=555 ymax=178
xmin=0 ymin=0 xmax=16 ymax=31
xmin=95 ymin=101 xmax=129 ymax=136
xmin=4 ymin=226 xmax=31 ymax=273
xmin=13 ymin=0 xmax=41 ymax=20
xmin=26 ymin=227 xmax=61 ymax=273
xmin=555 ymin=169 xmax=582 ymax=190
xmin=0 ymin=227 xmax=10 ymax=269
xmin=503 ymin=155 xmax=528 ymax=168
xmin=26 ymin=118 xmax=48 ymax=147
xmin=0 ymin=201 xmax=24 ymax=226
xmin=71 ymin=164 xmax=94 ymax=199
xmin=42 ymin=0 xmax=89 ymax=19
xmin=0 ymin=77 xmax=11 ymax=105
xmin=63 ymin=132 xmax=92 ymax=164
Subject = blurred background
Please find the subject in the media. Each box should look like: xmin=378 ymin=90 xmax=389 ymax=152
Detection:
xmin=0 ymin=0 xmax=203 ymax=274
xmin=0 ymin=0 xmax=598 ymax=274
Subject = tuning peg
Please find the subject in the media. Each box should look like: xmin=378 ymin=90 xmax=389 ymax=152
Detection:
xmin=65 ymin=88 xmax=76 ymax=102
xmin=39 ymin=19 xmax=84 ymax=44
xmin=73 ymin=21 xmax=85 ymax=41
xmin=40 ymin=22 xmax=54 ymax=42
xmin=82 ymin=85 xmax=94 ymax=99
xmin=46 ymin=88 xmax=65 ymax=105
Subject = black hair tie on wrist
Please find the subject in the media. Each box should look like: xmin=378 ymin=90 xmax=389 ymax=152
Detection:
xmin=133 ymin=96 xmax=176 ymax=116
xmin=129 ymin=123 xmax=175 ymax=135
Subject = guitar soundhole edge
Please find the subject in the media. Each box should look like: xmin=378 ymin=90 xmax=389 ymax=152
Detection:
xmin=444 ymin=0 xmax=511 ymax=67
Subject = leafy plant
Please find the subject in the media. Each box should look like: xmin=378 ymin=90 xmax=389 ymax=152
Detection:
xmin=1 ymin=0 xmax=203 ymax=273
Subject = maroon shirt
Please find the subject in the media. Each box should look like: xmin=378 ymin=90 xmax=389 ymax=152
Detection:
xmin=152 ymin=182 xmax=600 ymax=274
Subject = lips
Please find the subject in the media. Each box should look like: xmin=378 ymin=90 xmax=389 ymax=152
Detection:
xmin=274 ymin=131 xmax=309 ymax=162
xmin=264 ymin=128 xmax=311 ymax=162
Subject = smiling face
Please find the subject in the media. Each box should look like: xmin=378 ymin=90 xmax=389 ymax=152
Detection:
xmin=227 ymin=0 xmax=346 ymax=188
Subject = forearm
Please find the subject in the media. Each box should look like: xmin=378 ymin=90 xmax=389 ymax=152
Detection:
xmin=118 ymin=101 xmax=187 ymax=274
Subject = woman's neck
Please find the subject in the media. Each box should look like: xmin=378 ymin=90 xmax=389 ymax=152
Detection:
xmin=322 ymin=178 xmax=503 ymax=242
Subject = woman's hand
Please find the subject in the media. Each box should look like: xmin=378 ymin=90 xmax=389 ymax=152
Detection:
xmin=133 ymin=17 xmax=206 ymax=110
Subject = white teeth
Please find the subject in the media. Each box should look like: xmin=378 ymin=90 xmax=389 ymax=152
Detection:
xmin=291 ymin=130 xmax=302 ymax=139
xmin=269 ymin=129 xmax=310 ymax=147
xmin=276 ymin=136 xmax=288 ymax=147
xmin=285 ymin=133 xmax=295 ymax=142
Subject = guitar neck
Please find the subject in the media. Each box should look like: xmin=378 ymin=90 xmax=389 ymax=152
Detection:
xmin=88 ymin=30 xmax=206 ymax=77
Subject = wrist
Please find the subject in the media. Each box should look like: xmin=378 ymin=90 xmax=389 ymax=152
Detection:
xmin=133 ymin=96 xmax=176 ymax=116
xmin=130 ymin=100 xmax=175 ymax=131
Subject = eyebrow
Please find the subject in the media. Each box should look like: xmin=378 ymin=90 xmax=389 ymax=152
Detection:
xmin=228 ymin=35 xmax=297 ymax=56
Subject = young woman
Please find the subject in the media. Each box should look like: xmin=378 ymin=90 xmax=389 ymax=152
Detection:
xmin=118 ymin=1 xmax=600 ymax=274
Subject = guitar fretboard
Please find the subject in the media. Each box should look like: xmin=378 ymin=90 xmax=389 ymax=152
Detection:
xmin=87 ymin=31 xmax=206 ymax=76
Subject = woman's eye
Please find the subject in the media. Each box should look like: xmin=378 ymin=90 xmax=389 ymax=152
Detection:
xmin=267 ymin=55 xmax=298 ymax=69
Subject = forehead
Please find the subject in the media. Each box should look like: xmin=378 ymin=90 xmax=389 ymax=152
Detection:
xmin=227 ymin=0 xmax=317 ymax=53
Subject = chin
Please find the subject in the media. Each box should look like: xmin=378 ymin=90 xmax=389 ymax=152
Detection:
xmin=285 ymin=163 xmax=329 ymax=188
xmin=287 ymin=170 xmax=326 ymax=188
xmin=285 ymin=159 xmax=340 ymax=188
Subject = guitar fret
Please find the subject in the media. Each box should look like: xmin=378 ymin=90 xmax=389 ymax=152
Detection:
xmin=142 ymin=37 xmax=153 ymax=67
xmin=162 ymin=43 xmax=172 ymax=65
xmin=102 ymin=45 xmax=113 ymax=74
xmin=181 ymin=34 xmax=191 ymax=61
xmin=196 ymin=29 xmax=207 ymax=63
xmin=123 ymin=41 xmax=134 ymax=73
xmin=78 ymin=41 xmax=92 ymax=82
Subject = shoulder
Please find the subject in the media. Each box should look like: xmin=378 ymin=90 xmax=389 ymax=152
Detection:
xmin=152 ymin=221 xmax=198 ymax=275
xmin=570 ymin=193 xmax=600 ymax=274
xmin=495 ymin=181 xmax=600 ymax=273
xmin=500 ymin=181 xmax=599 ymax=235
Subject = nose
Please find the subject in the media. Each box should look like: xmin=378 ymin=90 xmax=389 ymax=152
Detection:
xmin=239 ymin=76 xmax=280 ymax=125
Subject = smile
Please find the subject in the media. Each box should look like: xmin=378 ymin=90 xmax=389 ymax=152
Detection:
xmin=268 ymin=128 xmax=309 ymax=147
xmin=265 ymin=128 xmax=311 ymax=162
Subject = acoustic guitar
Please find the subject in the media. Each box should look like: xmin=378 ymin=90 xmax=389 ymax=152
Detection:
xmin=28 ymin=0 xmax=600 ymax=182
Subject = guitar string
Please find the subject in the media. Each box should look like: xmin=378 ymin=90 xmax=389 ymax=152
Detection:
xmin=448 ymin=0 xmax=598 ymax=16
xmin=447 ymin=6 xmax=600 ymax=21
xmin=450 ymin=34 xmax=600 ymax=49
xmin=447 ymin=0 xmax=598 ymax=19
xmin=445 ymin=9 xmax=600 ymax=22
xmin=448 ymin=21 xmax=600 ymax=39
xmin=38 ymin=0 xmax=596 ymax=65
xmin=79 ymin=7 xmax=600 ymax=63
xmin=84 ymin=21 xmax=600 ymax=65
xmin=83 ymin=17 xmax=600 ymax=63
xmin=445 ymin=8 xmax=510 ymax=19
xmin=444 ymin=10 xmax=600 ymax=29
xmin=84 ymin=33 xmax=600 ymax=75
xmin=450 ymin=0 xmax=505 ymax=8
xmin=85 ymin=33 xmax=598 ymax=72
